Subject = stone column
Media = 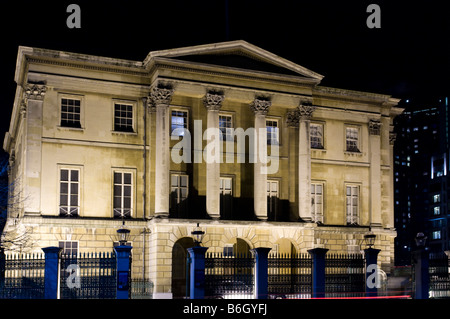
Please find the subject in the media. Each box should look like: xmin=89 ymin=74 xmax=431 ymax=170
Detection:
xmin=388 ymin=132 xmax=397 ymax=229
xmin=23 ymin=83 xmax=46 ymax=216
xmin=203 ymin=92 xmax=224 ymax=219
xmin=298 ymin=102 xmax=315 ymax=222
xmin=369 ymin=120 xmax=382 ymax=227
xmin=250 ymin=98 xmax=271 ymax=221
xmin=150 ymin=85 xmax=174 ymax=218
xmin=286 ymin=110 xmax=300 ymax=220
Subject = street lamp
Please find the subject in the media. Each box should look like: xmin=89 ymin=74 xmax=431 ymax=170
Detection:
xmin=415 ymin=232 xmax=427 ymax=248
xmin=116 ymin=220 xmax=131 ymax=246
xmin=364 ymin=232 xmax=376 ymax=249
xmin=191 ymin=223 xmax=205 ymax=246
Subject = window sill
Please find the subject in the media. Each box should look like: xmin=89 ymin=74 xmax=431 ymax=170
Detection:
xmin=57 ymin=126 xmax=84 ymax=132
xmin=344 ymin=151 xmax=363 ymax=157
xmin=111 ymin=130 xmax=138 ymax=136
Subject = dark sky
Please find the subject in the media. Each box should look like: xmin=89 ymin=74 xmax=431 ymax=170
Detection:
xmin=1 ymin=0 xmax=449 ymax=147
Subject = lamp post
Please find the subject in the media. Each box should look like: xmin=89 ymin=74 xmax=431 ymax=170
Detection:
xmin=363 ymin=231 xmax=380 ymax=297
xmin=116 ymin=220 xmax=131 ymax=246
xmin=412 ymin=232 xmax=429 ymax=299
xmin=187 ymin=223 xmax=208 ymax=299
xmin=114 ymin=219 xmax=132 ymax=299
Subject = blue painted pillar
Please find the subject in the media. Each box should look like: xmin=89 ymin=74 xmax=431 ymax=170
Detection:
xmin=412 ymin=248 xmax=429 ymax=299
xmin=114 ymin=245 xmax=133 ymax=299
xmin=364 ymin=248 xmax=381 ymax=297
xmin=187 ymin=246 xmax=208 ymax=299
xmin=42 ymin=246 xmax=62 ymax=299
xmin=308 ymin=248 xmax=328 ymax=298
xmin=252 ymin=247 xmax=271 ymax=299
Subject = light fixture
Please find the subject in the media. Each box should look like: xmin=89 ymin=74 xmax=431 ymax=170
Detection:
xmin=191 ymin=223 xmax=205 ymax=246
xmin=116 ymin=220 xmax=131 ymax=246
xmin=415 ymin=232 xmax=427 ymax=248
xmin=364 ymin=232 xmax=376 ymax=249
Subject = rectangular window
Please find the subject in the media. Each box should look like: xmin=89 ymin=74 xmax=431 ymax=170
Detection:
xmin=113 ymin=171 xmax=133 ymax=218
xmin=171 ymin=110 xmax=188 ymax=136
xmin=346 ymin=127 xmax=360 ymax=152
xmin=61 ymin=98 xmax=81 ymax=128
xmin=310 ymin=123 xmax=324 ymax=149
xmin=346 ymin=185 xmax=359 ymax=225
xmin=433 ymin=194 xmax=441 ymax=203
xmin=59 ymin=241 xmax=78 ymax=256
xmin=267 ymin=180 xmax=279 ymax=218
xmin=266 ymin=120 xmax=279 ymax=145
xmin=433 ymin=206 xmax=440 ymax=215
xmin=59 ymin=168 xmax=80 ymax=217
xmin=311 ymin=183 xmax=324 ymax=223
xmin=432 ymin=230 xmax=441 ymax=240
xmin=220 ymin=177 xmax=233 ymax=219
xmin=219 ymin=115 xmax=233 ymax=141
xmin=114 ymin=103 xmax=134 ymax=132
xmin=171 ymin=174 xmax=188 ymax=204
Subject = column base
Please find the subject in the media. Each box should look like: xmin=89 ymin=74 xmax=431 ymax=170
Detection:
xmin=155 ymin=212 xmax=170 ymax=218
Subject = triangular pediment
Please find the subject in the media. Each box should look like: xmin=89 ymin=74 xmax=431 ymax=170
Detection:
xmin=145 ymin=40 xmax=324 ymax=82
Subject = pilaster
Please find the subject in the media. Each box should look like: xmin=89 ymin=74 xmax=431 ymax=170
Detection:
xmin=369 ymin=119 xmax=382 ymax=227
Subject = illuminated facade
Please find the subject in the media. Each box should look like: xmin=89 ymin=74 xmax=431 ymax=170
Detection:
xmin=3 ymin=41 xmax=402 ymax=298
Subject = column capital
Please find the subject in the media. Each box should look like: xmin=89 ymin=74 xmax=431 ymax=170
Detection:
xmin=369 ymin=119 xmax=381 ymax=135
xmin=150 ymin=85 xmax=174 ymax=106
xmin=24 ymin=83 xmax=46 ymax=101
xmin=250 ymin=98 xmax=271 ymax=115
xmin=286 ymin=109 xmax=300 ymax=127
xmin=389 ymin=132 xmax=397 ymax=145
xmin=298 ymin=101 xmax=316 ymax=120
xmin=203 ymin=92 xmax=225 ymax=111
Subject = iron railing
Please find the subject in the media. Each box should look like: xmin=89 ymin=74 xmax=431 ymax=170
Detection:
xmin=325 ymin=253 xmax=366 ymax=298
xmin=0 ymin=252 xmax=45 ymax=299
xmin=268 ymin=253 xmax=312 ymax=299
xmin=59 ymin=251 xmax=117 ymax=299
xmin=429 ymin=252 xmax=450 ymax=299
xmin=205 ymin=252 xmax=254 ymax=299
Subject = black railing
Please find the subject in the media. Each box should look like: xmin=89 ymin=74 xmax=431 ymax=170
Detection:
xmin=325 ymin=253 xmax=366 ymax=298
xmin=205 ymin=252 xmax=254 ymax=299
xmin=59 ymin=252 xmax=117 ymax=299
xmin=268 ymin=253 xmax=312 ymax=299
xmin=429 ymin=252 xmax=450 ymax=299
xmin=0 ymin=252 xmax=45 ymax=299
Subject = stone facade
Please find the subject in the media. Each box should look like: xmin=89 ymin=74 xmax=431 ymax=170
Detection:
xmin=2 ymin=41 xmax=402 ymax=298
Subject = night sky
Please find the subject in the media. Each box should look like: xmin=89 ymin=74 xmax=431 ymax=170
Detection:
xmin=1 ymin=0 xmax=449 ymax=149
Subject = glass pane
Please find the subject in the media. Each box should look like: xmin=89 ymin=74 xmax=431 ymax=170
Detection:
xmin=171 ymin=175 xmax=178 ymax=187
xmin=180 ymin=188 xmax=188 ymax=199
xmin=124 ymin=173 xmax=132 ymax=185
xmin=123 ymin=198 xmax=131 ymax=209
xmin=316 ymin=185 xmax=322 ymax=194
xmin=114 ymin=172 xmax=122 ymax=184
xmin=346 ymin=187 xmax=351 ymax=196
xmin=60 ymin=195 xmax=68 ymax=206
xmin=70 ymin=194 xmax=78 ymax=206
xmin=114 ymin=197 xmax=121 ymax=208
xmin=70 ymin=170 xmax=79 ymax=182
xmin=271 ymin=182 xmax=278 ymax=192
xmin=124 ymin=185 xmax=131 ymax=196
xmin=60 ymin=183 xmax=68 ymax=194
xmin=180 ymin=176 xmax=188 ymax=187
xmin=61 ymin=169 xmax=69 ymax=181
xmin=114 ymin=185 xmax=122 ymax=196
xmin=70 ymin=182 xmax=78 ymax=195
xmin=224 ymin=178 xmax=231 ymax=190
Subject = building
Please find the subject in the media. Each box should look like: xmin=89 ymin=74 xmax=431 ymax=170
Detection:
xmin=2 ymin=41 xmax=402 ymax=298
xmin=393 ymin=97 xmax=450 ymax=265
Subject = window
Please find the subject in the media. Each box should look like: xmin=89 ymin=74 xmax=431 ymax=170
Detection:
xmin=171 ymin=174 xmax=188 ymax=204
xmin=61 ymin=98 xmax=81 ymax=128
xmin=433 ymin=206 xmax=440 ymax=215
xmin=345 ymin=126 xmax=360 ymax=152
xmin=219 ymin=115 xmax=233 ymax=141
xmin=113 ymin=171 xmax=133 ymax=218
xmin=311 ymin=183 xmax=324 ymax=223
xmin=266 ymin=120 xmax=279 ymax=145
xmin=346 ymin=185 xmax=359 ymax=225
xmin=59 ymin=168 xmax=80 ymax=217
xmin=432 ymin=231 xmax=441 ymax=240
xmin=114 ymin=103 xmax=134 ymax=132
xmin=433 ymin=194 xmax=441 ymax=203
xmin=267 ymin=180 xmax=279 ymax=218
xmin=310 ymin=123 xmax=324 ymax=149
xmin=171 ymin=110 xmax=188 ymax=136
xmin=59 ymin=241 xmax=78 ymax=256
xmin=220 ymin=177 xmax=233 ymax=218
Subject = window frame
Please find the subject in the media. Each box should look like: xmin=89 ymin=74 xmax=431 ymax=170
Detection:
xmin=170 ymin=173 xmax=189 ymax=205
xmin=170 ymin=109 xmax=189 ymax=137
xmin=266 ymin=118 xmax=280 ymax=146
xmin=311 ymin=182 xmax=324 ymax=223
xmin=59 ymin=241 xmax=79 ymax=257
xmin=112 ymin=100 xmax=137 ymax=133
xmin=345 ymin=125 xmax=361 ymax=153
xmin=219 ymin=113 xmax=234 ymax=142
xmin=58 ymin=94 xmax=84 ymax=130
xmin=112 ymin=169 xmax=136 ymax=219
xmin=310 ymin=122 xmax=325 ymax=149
xmin=58 ymin=165 xmax=82 ymax=217
xmin=345 ymin=184 xmax=360 ymax=225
